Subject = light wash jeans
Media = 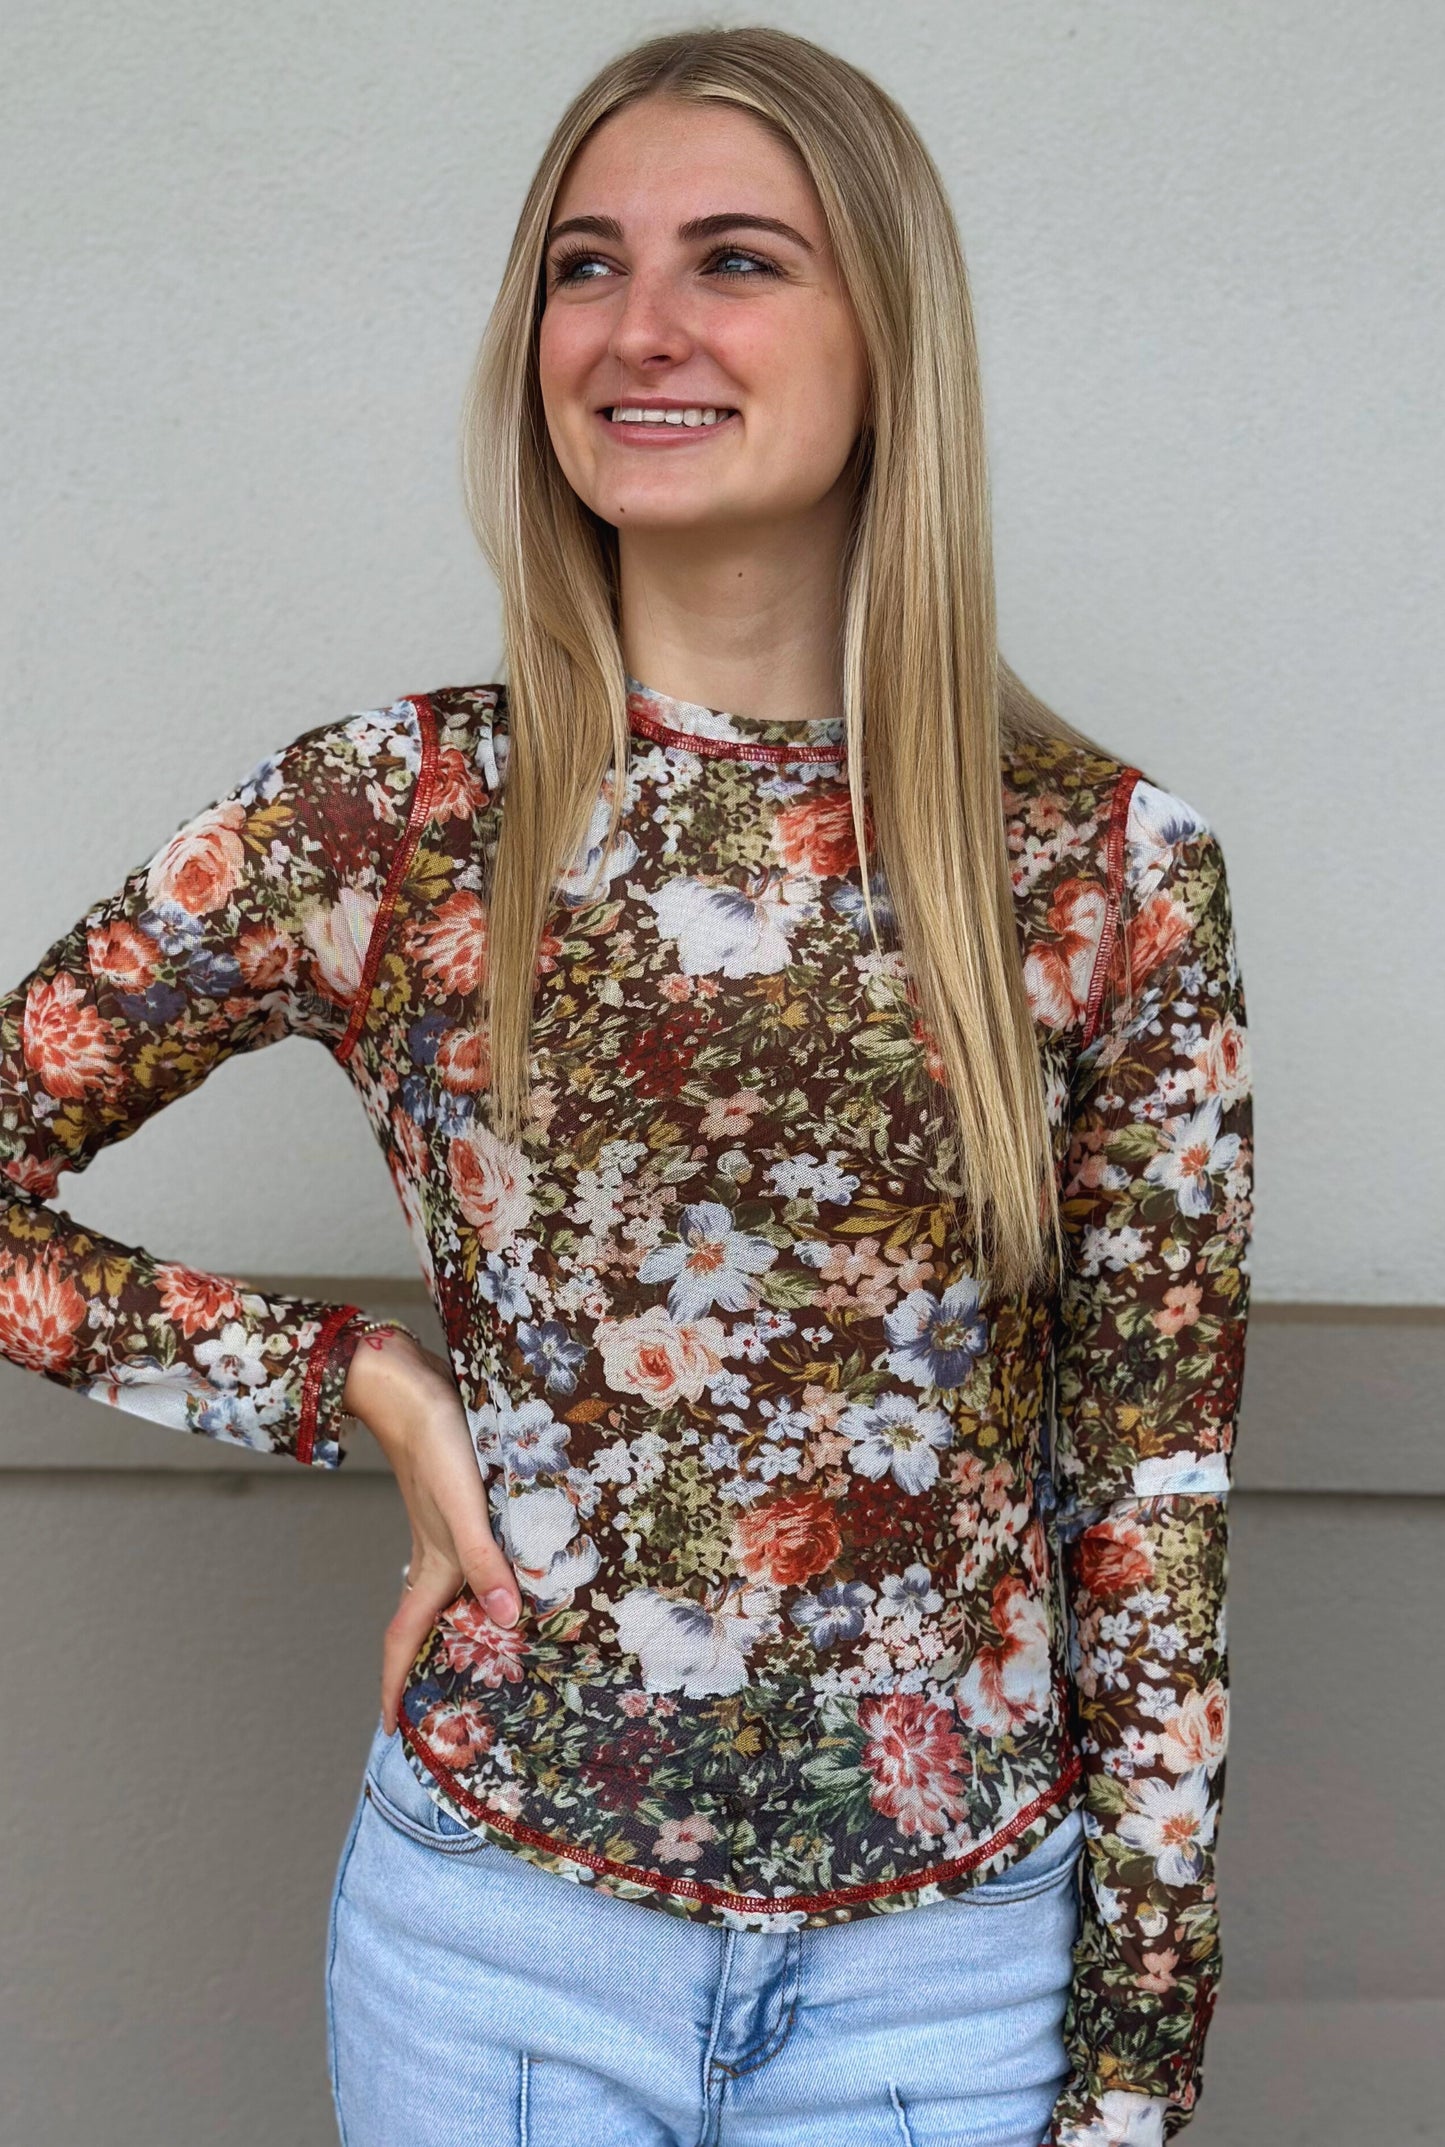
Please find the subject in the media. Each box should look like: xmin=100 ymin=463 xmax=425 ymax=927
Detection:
xmin=325 ymin=1713 xmax=1084 ymax=2147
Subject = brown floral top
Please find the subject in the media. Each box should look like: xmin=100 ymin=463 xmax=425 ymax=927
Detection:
xmin=0 ymin=675 xmax=1252 ymax=2145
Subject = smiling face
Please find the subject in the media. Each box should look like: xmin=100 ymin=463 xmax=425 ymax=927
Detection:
xmin=537 ymin=95 xmax=870 ymax=541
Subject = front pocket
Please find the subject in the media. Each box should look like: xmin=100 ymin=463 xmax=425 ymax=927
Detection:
xmin=362 ymin=1729 xmax=497 ymax=1856
xmin=953 ymin=1810 xmax=1085 ymax=1907
xmin=362 ymin=1775 xmax=500 ymax=1855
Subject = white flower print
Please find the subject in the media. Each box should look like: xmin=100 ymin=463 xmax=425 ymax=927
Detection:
xmin=646 ymin=873 xmax=816 ymax=977
xmin=839 ymin=1392 xmax=955 ymax=1493
xmin=637 ymin=1200 xmax=778 ymax=1319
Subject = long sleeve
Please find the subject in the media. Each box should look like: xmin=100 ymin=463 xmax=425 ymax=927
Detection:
xmin=0 ymin=718 xmax=388 ymax=1467
xmin=1042 ymin=771 xmax=1254 ymax=2146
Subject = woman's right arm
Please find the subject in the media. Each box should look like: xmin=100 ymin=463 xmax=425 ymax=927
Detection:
xmin=0 ymin=715 xmax=400 ymax=1467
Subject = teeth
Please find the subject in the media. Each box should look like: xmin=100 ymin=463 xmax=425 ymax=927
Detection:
xmin=608 ymin=406 xmax=733 ymax=427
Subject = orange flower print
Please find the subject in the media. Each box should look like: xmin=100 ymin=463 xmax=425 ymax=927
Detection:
xmin=23 ymin=972 xmax=122 ymax=1100
xmin=770 ymin=790 xmax=863 ymax=879
xmin=86 ymin=917 xmax=158 ymax=988
xmin=0 ymin=1246 xmax=89 ymax=1373
xmin=732 ymin=1491 xmax=842 ymax=1588
xmin=155 ymin=1264 xmax=247 ymax=1337
xmin=405 ymin=888 xmax=488 ymax=998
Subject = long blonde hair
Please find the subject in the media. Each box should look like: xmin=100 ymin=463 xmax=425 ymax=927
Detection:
xmin=461 ymin=24 xmax=1115 ymax=1298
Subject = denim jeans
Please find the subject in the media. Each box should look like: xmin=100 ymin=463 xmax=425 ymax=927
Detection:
xmin=325 ymin=1714 xmax=1083 ymax=2147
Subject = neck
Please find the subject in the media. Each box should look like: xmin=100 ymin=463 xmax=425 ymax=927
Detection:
xmin=616 ymin=483 xmax=853 ymax=729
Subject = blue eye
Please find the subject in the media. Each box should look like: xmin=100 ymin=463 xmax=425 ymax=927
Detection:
xmin=547 ymin=245 xmax=782 ymax=289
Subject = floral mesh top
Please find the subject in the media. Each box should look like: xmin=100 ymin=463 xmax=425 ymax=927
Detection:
xmin=0 ymin=675 xmax=1252 ymax=2145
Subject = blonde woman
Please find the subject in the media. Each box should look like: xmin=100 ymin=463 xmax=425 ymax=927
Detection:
xmin=0 ymin=25 xmax=1252 ymax=2147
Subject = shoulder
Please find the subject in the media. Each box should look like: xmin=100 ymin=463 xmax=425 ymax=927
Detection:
xmin=1002 ymin=733 xmax=1227 ymax=1046
xmin=1000 ymin=731 xmax=1225 ymax=898
xmin=408 ymin=681 xmax=511 ymax=799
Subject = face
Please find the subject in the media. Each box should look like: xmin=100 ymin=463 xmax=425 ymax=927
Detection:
xmin=537 ymin=95 xmax=870 ymax=541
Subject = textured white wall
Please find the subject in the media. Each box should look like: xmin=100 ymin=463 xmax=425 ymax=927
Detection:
xmin=2 ymin=0 xmax=1440 ymax=1303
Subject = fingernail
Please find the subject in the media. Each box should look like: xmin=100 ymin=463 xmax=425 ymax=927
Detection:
xmin=485 ymin=1587 xmax=519 ymax=1627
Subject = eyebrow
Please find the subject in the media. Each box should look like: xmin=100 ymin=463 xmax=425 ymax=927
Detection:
xmin=544 ymin=211 xmax=815 ymax=254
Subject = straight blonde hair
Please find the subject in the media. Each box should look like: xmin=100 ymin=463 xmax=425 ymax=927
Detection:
xmin=460 ymin=24 xmax=1117 ymax=1298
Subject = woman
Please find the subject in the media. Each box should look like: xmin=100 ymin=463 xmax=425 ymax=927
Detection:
xmin=0 ymin=26 xmax=1252 ymax=2147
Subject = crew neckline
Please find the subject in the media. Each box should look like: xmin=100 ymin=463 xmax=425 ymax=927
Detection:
xmin=624 ymin=674 xmax=846 ymax=765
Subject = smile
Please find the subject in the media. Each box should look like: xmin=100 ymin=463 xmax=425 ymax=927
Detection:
xmin=598 ymin=406 xmax=739 ymax=441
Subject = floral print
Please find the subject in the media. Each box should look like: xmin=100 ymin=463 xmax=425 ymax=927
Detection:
xmin=0 ymin=672 xmax=1252 ymax=2141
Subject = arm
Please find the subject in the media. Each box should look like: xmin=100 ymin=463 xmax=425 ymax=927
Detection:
xmin=1043 ymin=771 xmax=1254 ymax=2146
xmin=0 ymin=715 xmax=409 ymax=1467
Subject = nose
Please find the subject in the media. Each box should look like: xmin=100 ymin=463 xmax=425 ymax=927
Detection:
xmin=606 ymin=262 xmax=697 ymax=376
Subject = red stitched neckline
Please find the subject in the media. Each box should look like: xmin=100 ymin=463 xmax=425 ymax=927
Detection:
xmin=627 ymin=699 xmax=846 ymax=767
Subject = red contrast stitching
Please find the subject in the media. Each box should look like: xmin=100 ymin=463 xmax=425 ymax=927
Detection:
xmin=336 ymin=696 xmax=441 ymax=1065
xmin=1080 ymin=764 xmax=1143 ymax=1052
xmin=398 ymin=1715 xmax=1084 ymax=1913
xmin=627 ymin=701 xmax=846 ymax=767
xmin=296 ymin=1303 xmax=364 ymax=1467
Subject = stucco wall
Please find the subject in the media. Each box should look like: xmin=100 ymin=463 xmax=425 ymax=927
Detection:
xmin=2 ymin=4 xmax=1440 ymax=2141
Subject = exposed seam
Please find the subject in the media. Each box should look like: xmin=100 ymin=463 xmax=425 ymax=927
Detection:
xmin=1080 ymin=763 xmax=1142 ymax=1051
xmin=519 ymin=2051 xmax=531 ymax=2147
xmin=627 ymin=701 xmax=845 ymax=766
xmin=889 ymin=2081 xmax=916 ymax=2147
xmin=400 ymin=1714 xmax=1083 ymax=1913
xmin=709 ymin=1932 xmax=802 ymax=2078
xmin=336 ymin=694 xmax=440 ymax=1065
xmin=696 ymin=1932 xmax=738 ymax=2147
xmin=296 ymin=1301 xmax=365 ymax=1467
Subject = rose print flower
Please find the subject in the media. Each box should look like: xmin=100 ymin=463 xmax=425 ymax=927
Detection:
xmin=1075 ymin=1515 xmax=1156 ymax=1596
xmin=732 ymin=1492 xmax=842 ymax=1588
xmin=882 ymin=1278 xmax=988 ymax=1389
xmin=858 ymin=1692 xmax=971 ymax=1839
xmin=839 ymin=1392 xmax=954 ymax=1494
xmin=593 ymin=1305 xmax=727 ymax=1408
xmin=145 ymin=799 xmax=247 ymax=916
xmin=638 ymin=1200 xmax=778 ymax=1319
xmin=1157 ymin=1679 xmax=1229 ymax=1774
xmin=233 ymin=921 xmax=297 ymax=991
xmin=769 ymin=790 xmax=861 ymax=878
xmin=447 ymin=1123 xmax=533 ymax=1249
xmin=1191 ymin=1012 xmax=1250 ymax=1105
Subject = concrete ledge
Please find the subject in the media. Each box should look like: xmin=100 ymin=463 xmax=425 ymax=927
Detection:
xmin=0 ymin=1295 xmax=1441 ymax=1490
xmin=1187 ymin=1998 xmax=1445 ymax=2146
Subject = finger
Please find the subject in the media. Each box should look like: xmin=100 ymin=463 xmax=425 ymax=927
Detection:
xmin=379 ymin=1564 xmax=459 ymax=1736
xmin=452 ymin=1516 xmax=524 ymax=1629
